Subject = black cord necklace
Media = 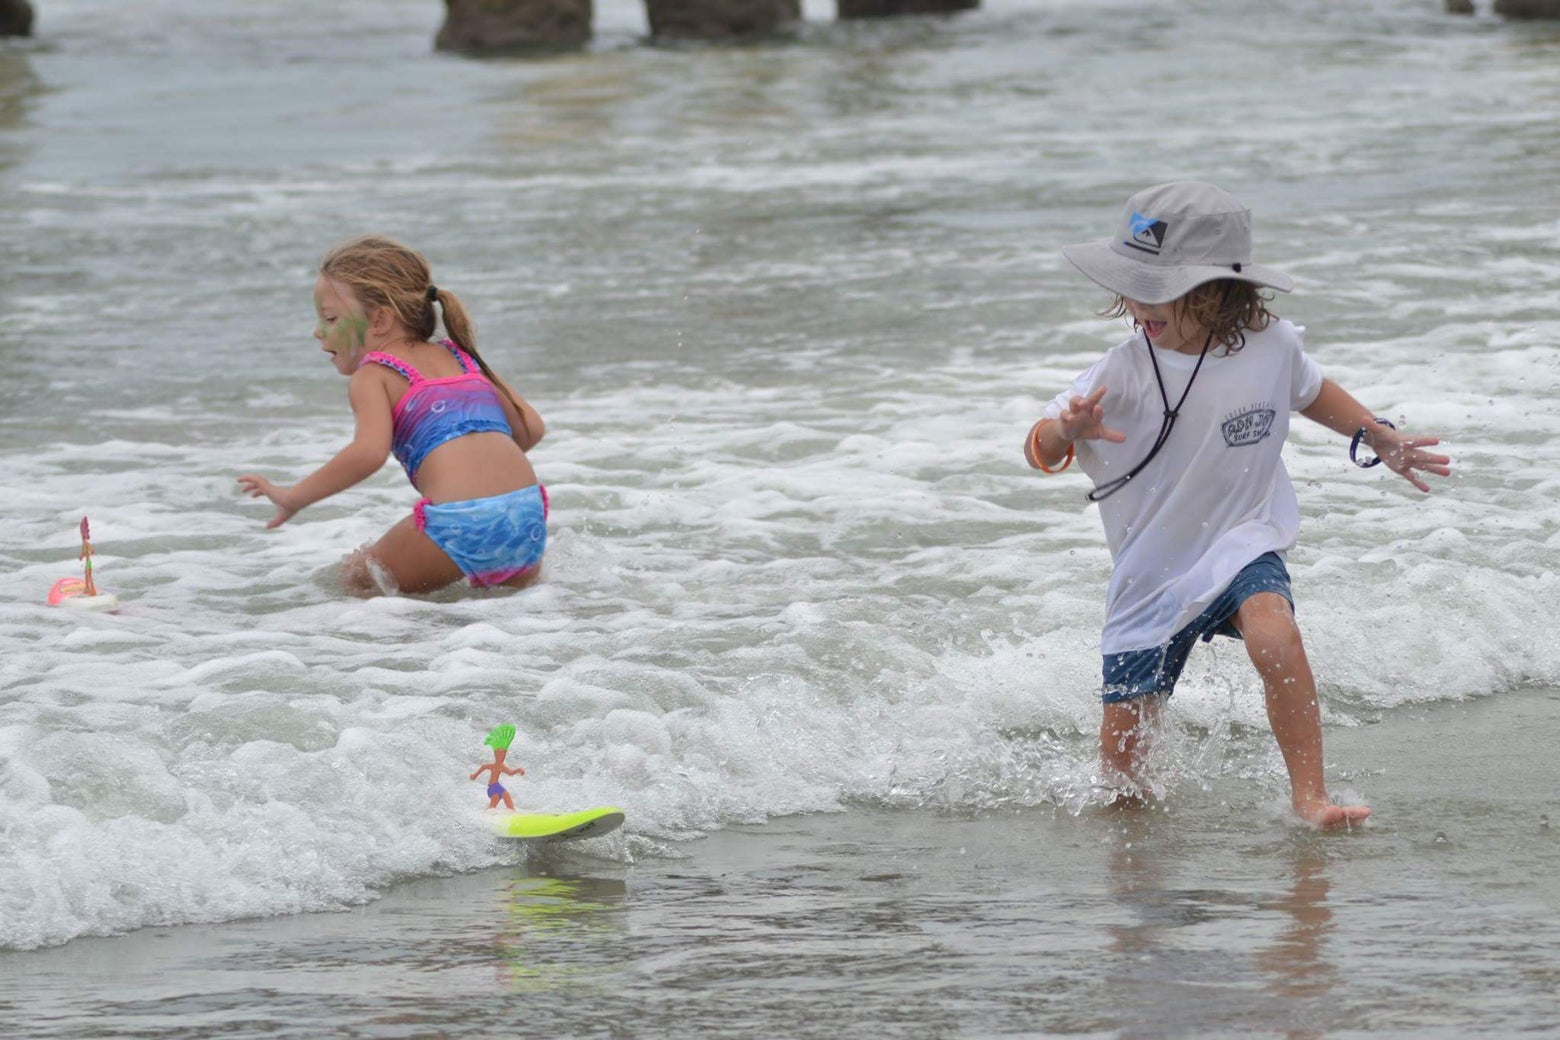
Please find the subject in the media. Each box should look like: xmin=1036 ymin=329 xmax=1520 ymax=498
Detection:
xmin=1086 ymin=326 xmax=1217 ymax=503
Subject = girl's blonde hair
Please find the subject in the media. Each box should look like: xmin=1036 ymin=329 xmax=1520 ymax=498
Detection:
xmin=319 ymin=235 xmax=522 ymax=411
xmin=1104 ymin=279 xmax=1276 ymax=353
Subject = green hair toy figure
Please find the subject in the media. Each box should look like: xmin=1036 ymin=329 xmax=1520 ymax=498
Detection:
xmin=471 ymin=724 xmax=525 ymax=810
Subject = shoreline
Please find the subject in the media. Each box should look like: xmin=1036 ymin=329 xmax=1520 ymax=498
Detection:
xmin=4 ymin=688 xmax=1558 ymax=1037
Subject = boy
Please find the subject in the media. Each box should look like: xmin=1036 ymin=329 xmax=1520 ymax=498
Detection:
xmin=1026 ymin=182 xmax=1450 ymax=829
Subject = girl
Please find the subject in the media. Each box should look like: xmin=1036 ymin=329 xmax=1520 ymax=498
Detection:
xmin=239 ymin=236 xmax=548 ymax=596
xmin=1025 ymin=181 xmax=1451 ymax=830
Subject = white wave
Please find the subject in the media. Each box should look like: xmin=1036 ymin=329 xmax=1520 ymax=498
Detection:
xmin=5 ymin=0 xmax=1559 ymax=951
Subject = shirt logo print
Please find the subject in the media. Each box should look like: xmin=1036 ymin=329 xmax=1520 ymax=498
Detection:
xmin=1222 ymin=407 xmax=1276 ymax=447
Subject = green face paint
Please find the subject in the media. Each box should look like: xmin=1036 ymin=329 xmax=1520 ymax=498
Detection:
xmin=340 ymin=313 xmax=368 ymax=351
xmin=317 ymin=307 xmax=369 ymax=357
xmin=314 ymin=276 xmax=374 ymax=373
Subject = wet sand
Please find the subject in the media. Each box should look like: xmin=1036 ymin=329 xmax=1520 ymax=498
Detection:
xmin=4 ymin=688 xmax=1558 ymax=1038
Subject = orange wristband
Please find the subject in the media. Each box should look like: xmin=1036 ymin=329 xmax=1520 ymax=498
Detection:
xmin=1038 ymin=441 xmax=1074 ymax=474
xmin=1030 ymin=424 xmax=1074 ymax=474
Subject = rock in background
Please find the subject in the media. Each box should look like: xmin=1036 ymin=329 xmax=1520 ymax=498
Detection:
xmin=838 ymin=0 xmax=977 ymax=18
xmin=436 ymin=0 xmax=593 ymax=53
xmin=644 ymin=0 xmax=800 ymax=40
xmin=1 ymin=0 xmax=35 ymax=38
xmin=1493 ymin=0 xmax=1560 ymax=14
xmin=1449 ymin=0 xmax=1560 ymax=13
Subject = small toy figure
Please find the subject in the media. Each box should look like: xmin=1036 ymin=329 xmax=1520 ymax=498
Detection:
xmin=471 ymin=724 xmax=525 ymax=810
xmin=79 ymin=517 xmax=99 ymax=596
xmin=47 ymin=516 xmax=118 ymax=611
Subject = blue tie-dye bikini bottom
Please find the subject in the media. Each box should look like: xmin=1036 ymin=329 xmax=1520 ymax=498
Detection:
xmin=414 ymin=484 xmax=548 ymax=588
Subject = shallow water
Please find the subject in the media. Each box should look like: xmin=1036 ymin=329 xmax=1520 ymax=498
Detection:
xmin=4 ymin=691 xmax=1559 ymax=1038
xmin=2 ymin=0 xmax=1559 ymax=1029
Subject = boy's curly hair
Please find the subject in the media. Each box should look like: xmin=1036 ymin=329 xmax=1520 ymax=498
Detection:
xmin=1103 ymin=279 xmax=1277 ymax=353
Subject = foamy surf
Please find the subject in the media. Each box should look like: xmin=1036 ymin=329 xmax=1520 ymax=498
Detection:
xmin=3 ymin=0 xmax=1559 ymax=956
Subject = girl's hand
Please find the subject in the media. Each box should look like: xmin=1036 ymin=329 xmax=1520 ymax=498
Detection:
xmin=236 ymin=474 xmax=301 ymax=528
xmin=1371 ymin=430 xmax=1452 ymax=493
xmin=1058 ymin=385 xmax=1126 ymax=444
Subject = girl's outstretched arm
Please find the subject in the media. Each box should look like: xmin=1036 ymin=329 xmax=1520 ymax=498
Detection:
xmin=489 ymin=371 xmax=545 ymax=452
xmin=237 ymin=370 xmax=395 ymax=527
xmin=1300 ymin=378 xmax=1452 ymax=493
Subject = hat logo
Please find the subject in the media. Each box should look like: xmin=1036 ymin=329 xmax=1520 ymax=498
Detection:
xmin=1124 ymin=212 xmax=1168 ymax=255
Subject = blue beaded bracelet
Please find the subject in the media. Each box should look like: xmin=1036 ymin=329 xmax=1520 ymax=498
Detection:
xmin=1349 ymin=418 xmax=1396 ymax=468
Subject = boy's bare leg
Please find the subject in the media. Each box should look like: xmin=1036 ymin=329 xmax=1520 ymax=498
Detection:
xmin=1236 ymin=593 xmax=1371 ymax=831
xmin=1100 ymin=695 xmax=1162 ymax=806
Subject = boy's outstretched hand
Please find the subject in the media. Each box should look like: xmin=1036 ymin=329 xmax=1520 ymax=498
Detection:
xmin=1057 ymin=385 xmax=1127 ymax=445
xmin=1369 ymin=429 xmax=1452 ymax=493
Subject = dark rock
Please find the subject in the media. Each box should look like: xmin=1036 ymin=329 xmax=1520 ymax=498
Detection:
xmin=1494 ymin=0 xmax=1560 ymax=14
xmin=1 ymin=0 xmax=35 ymax=38
xmin=1445 ymin=0 xmax=1476 ymax=13
xmin=436 ymin=0 xmax=592 ymax=54
xmin=838 ymin=0 xmax=977 ymax=18
xmin=645 ymin=0 xmax=800 ymax=39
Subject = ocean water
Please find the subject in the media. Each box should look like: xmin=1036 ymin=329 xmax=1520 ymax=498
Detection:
xmin=2 ymin=0 xmax=1559 ymax=1032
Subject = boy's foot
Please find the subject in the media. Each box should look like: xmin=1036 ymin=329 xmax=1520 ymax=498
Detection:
xmin=1296 ymin=799 xmax=1371 ymax=831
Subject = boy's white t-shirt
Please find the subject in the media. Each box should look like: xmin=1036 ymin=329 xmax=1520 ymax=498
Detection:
xmin=1043 ymin=319 xmax=1323 ymax=655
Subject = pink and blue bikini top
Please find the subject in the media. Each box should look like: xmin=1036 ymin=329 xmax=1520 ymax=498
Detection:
xmin=360 ymin=340 xmax=512 ymax=482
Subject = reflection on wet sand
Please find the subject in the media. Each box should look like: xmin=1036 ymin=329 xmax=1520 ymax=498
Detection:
xmin=1254 ymin=843 xmax=1338 ymax=1040
xmin=1101 ymin=814 xmax=1341 ymax=1039
xmin=493 ymin=871 xmax=630 ymax=993
xmin=0 ymin=43 xmax=39 ymax=173
xmin=1102 ymin=814 xmax=1247 ymax=1037
xmin=482 ymin=47 xmax=806 ymax=156
xmin=0 ymin=43 xmax=38 ymax=343
xmin=479 ymin=17 xmax=966 ymax=162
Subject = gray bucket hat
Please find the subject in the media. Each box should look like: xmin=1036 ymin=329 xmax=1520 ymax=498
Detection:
xmin=1062 ymin=181 xmax=1293 ymax=305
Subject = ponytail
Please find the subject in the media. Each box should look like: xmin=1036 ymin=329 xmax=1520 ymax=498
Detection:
xmin=429 ymin=287 xmax=526 ymax=422
xmin=319 ymin=235 xmax=528 ymax=424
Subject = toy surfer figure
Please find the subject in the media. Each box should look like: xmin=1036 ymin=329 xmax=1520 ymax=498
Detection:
xmin=471 ymin=724 xmax=524 ymax=810
xmin=79 ymin=517 xmax=99 ymax=596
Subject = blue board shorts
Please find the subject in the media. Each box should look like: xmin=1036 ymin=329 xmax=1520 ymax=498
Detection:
xmin=413 ymin=484 xmax=548 ymax=588
xmin=1101 ymin=552 xmax=1293 ymax=704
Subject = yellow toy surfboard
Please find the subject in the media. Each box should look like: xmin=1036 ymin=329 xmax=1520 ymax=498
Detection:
xmin=471 ymin=725 xmax=622 ymax=842
xmin=489 ymin=807 xmax=625 ymax=842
